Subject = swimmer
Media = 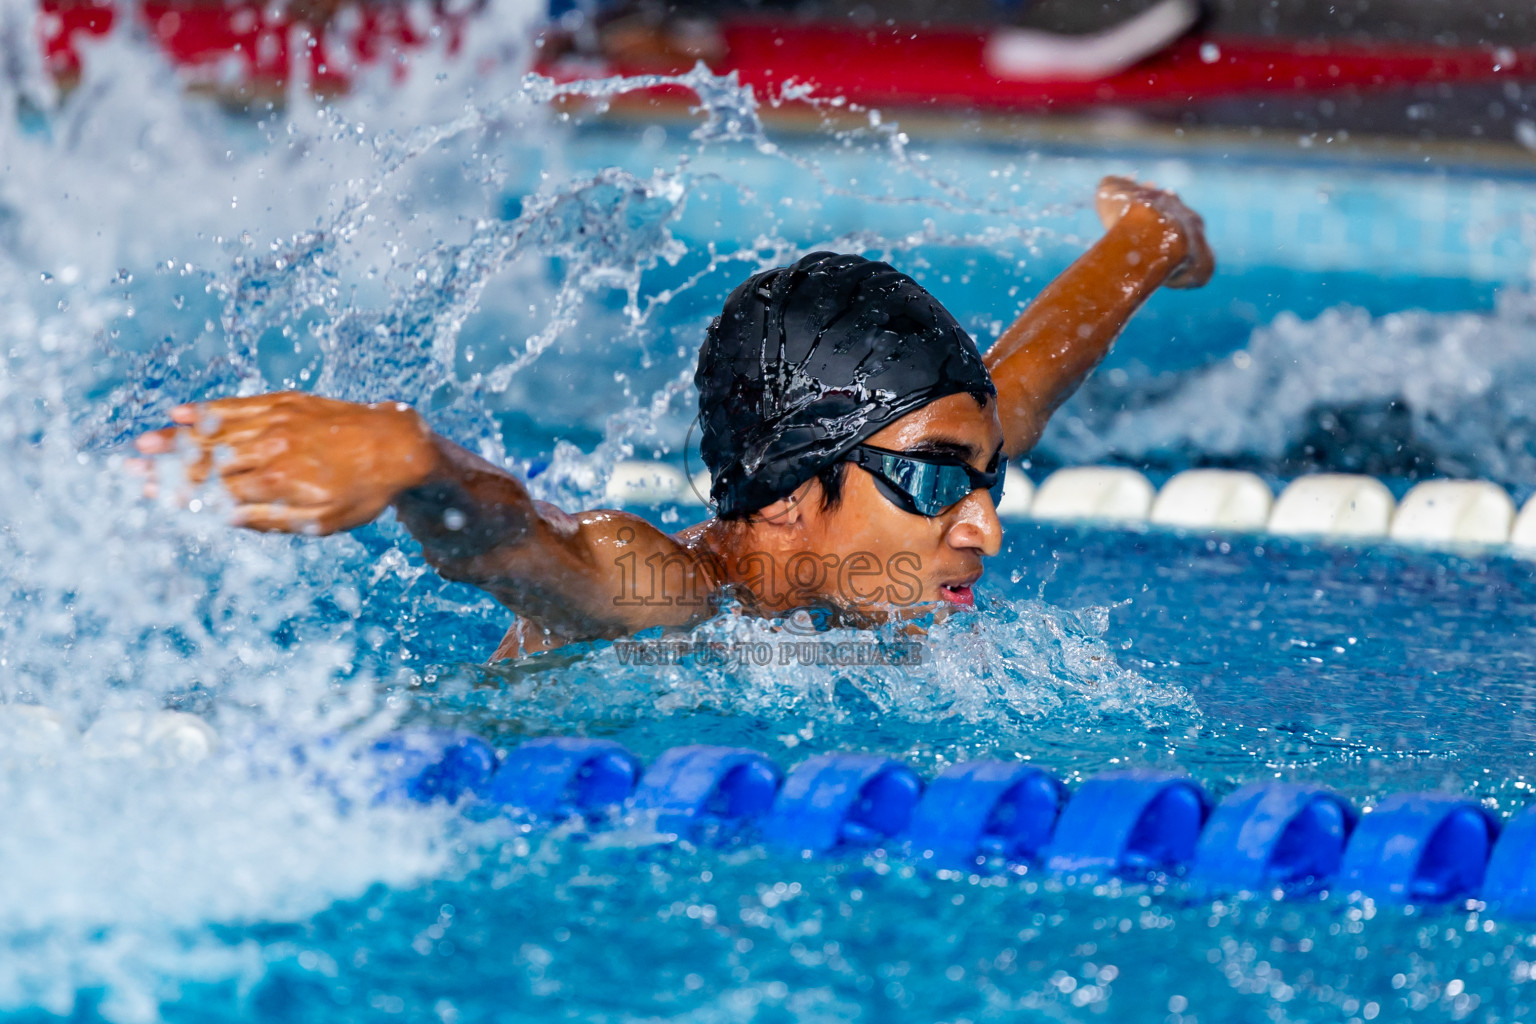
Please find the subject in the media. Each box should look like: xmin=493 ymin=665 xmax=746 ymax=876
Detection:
xmin=133 ymin=176 xmax=1212 ymax=658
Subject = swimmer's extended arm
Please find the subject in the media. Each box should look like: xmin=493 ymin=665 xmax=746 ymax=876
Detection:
xmin=392 ymin=441 xmax=715 ymax=644
xmin=133 ymin=393 xmax=713 ymax=645
xmin=983 ymin=176 xmax=1214 ymax=458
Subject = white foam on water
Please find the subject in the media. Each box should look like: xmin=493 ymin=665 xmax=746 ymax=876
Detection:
xmin=0 ymin=750 xmax=464 ymax=1021
xmin=0 ymin=296 xmax=477 ymax=1018
xmin=1041 ymin=290 xmax=1536 ymax=485
xmin=474 ymin=594 xmax=1198 ymax=748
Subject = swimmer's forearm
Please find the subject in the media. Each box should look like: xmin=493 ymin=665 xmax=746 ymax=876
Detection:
xmin=985 ymin=203 xmax=1187 ymax=457
xmin=392 ymin=437 xmax=539 ymax=563
xmin=391 ymin=438 xmax=698 ymax=639
xmin=390 ymin=440 xmax=627 ymax=633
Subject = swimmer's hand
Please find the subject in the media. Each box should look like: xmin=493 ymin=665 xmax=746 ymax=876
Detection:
xmin=1094 ymin=175 xmax=1214 ymax=289
xmin=132 ymin=392 xmax=438 ymax=534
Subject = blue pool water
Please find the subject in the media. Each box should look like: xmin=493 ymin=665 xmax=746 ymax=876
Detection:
xmin=7 ymin=13 xmax=1536 ymax=1023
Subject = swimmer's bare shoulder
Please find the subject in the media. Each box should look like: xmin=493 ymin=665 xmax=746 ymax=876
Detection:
xmin=132 ymin=392 xmax=723 ymax=657
xmin=486 ymin=515 xmax=723 ymax=658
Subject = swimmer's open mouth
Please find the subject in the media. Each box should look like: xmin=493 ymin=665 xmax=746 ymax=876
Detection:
xmin=939 ymin=573 xmax=981 ymax=608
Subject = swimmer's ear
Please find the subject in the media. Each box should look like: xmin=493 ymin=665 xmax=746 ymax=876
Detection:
xmin=752 ymin=481 xmax=817 ymax=527
xmin=753 ymin=495 xmax=800 ymax=526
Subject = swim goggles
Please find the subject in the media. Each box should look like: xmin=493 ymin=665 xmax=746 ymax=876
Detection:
xmin=845 ymin=443 xmax=1006 ymax=518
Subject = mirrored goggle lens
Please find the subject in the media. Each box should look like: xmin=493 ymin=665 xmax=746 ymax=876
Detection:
xmin=877 ymin=453 xmax=1004 ymax=517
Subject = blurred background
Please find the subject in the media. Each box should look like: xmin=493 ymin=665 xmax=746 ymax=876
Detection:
xmin=34 ymin=0 xmax=1536 ymax=146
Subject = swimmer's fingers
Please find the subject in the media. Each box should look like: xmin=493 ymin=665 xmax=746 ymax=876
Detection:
xmin=137 ymin=417 xmax=281 ymax=486
xmin=135 ymin=392 xmax=427 ymax=533
xmin=163 ymin=394 xmax=311 ymax=463
xmin=1093 ymin=175 xmax=1139 ymax=229
xmin=124 ymin=456 xmax=160 ymax=499
xmin=171 ymin=407 xmax=293 ymax=452
xmin=229 ymin=502 xmax=333 ymax=535
xmin=129 ymin=430 xmax=187 ymax=499
xmin=169 ymin=392 xmax=301 ymax=430
xmin=133 ymin=426 xmax=180 ymax=455
xmin=221 ymin=467 xmax=333 ymax=507
xmin=131 ymin=433 xmax=292 ymax=510
xmin=1162 ymin=204 xmax=1214 ymax=289
xmin=132 ymin=425 xmax=216 ymax=485
xmin=207 ymin=435 xmax=292 ymax=478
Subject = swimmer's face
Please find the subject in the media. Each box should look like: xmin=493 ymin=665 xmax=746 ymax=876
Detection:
xmin=785 ymin=391 xmax=1005 ymax=616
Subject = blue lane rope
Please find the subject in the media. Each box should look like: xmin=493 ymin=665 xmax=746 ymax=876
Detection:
xmin=630 ymin=745 xmax=782 ymax=841
xmin=371 ymin=730 xmax=1531 ymax=908
xmin=1190 ymin=781 xmax=1357 ymax=893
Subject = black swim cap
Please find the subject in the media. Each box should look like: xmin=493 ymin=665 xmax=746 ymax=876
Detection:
xmin=696 ymin=252 xmax=995 ymax=517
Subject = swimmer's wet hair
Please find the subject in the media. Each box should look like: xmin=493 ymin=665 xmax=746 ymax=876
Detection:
xmin=697 ymin=252 xmax=995 ymax=520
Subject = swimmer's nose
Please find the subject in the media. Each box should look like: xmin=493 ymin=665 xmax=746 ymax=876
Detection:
xmin=945 ymin=489 xmax=1003 ymax=558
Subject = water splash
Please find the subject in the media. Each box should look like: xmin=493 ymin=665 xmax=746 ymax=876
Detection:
xmin=434 ymin=592 xmax=1198 ymax=775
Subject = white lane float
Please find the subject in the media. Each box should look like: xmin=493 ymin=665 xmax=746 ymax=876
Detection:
xmin=1029 ymin=467 xmax=1156 ymax=523
xmin=687 ymin=470 xmax=713 ymax=506
xmin=1268 ymin=473 xmax=1398 ymax=538
xmin=1389 ymin=480 xmax=1516 ymax=547
xmin=1149 ymin=469 xmax=1272 ymax=531
xmin=603 ymin=461 xmax=690 ymax=507
xmin=1508 ymin=495 xmax=1536 ymax=550
xmin=995 ymin=464 xmax=1035 ymax=520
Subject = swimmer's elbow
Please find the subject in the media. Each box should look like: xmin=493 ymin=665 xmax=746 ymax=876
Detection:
xmin=418 ymin=548 xmax=517 ymax=590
